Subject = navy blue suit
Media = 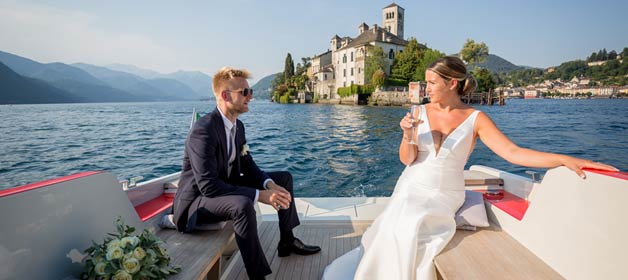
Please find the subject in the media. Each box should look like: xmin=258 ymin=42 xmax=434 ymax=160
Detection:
xmin=173 ymin=107 xmax=299 ymax=279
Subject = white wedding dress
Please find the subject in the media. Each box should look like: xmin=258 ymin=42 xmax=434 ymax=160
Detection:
xmin=323 ymin=106 xmax=481 ymax=280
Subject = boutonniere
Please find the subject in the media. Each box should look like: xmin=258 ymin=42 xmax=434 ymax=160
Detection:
xmin=241 ymin=144 xmax=249 ymax=156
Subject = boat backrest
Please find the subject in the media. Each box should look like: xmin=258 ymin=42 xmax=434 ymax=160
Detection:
xmin=487 ymin=166 xmax=628 ymax=280
xmin=0 ymin=172 xmax=143 ymax=279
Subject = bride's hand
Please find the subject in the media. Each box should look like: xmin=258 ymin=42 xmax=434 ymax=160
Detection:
xmin=400 ymin=113 xmax=423 ymax=132
xmin=400 ymin=113 xmax=422 ymax=130
xmin=560 ymin=155 xmax=619 ymax=179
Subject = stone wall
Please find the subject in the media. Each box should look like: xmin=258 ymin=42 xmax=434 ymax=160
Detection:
xmin=368 ymin=91 xmax=410 ymax=106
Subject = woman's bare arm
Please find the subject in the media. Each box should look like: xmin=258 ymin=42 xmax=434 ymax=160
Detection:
xmin=475 ymin=112 xmax=617 ymax=178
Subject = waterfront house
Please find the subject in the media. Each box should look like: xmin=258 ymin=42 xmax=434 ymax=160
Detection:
xmin=309 ymin=3 xmax=408 ymax=100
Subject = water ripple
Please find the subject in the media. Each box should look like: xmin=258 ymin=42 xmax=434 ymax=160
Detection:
xmin=1 ymin=99 xmax=627 ymax=196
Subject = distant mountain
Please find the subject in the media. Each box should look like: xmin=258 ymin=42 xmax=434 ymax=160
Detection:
xmin=472 ymin=54 xmax=529 ymax=73
xmin=0 ymin=61 xmax=80 ymax=104
xmin=106 ymin=64 xmax=213 ymax=99
xmin=165 ymin=71 xmax=213 ymax=99
xmin=73 ymin=63 xmax=197 ymax=101
xmin=0 ymin=51 xmax=141 ymax=102
xmin=251 ymin=73 xmax=279 ymax=100
xmin=105 ymin=63 xmax=163 ymax=79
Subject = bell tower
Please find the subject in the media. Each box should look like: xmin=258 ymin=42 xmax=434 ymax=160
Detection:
xmin=382 ymin=3 xmax=404 ymax=39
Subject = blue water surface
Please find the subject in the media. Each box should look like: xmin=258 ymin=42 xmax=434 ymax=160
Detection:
xmin=1 ymin=99 xmax=626 ymax=196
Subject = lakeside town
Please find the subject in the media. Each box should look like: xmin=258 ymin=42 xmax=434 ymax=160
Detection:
xmin=498 ymin=72 xmax=628 ymax=99
xmin=266 ymin=3 xmax=627 ymax=105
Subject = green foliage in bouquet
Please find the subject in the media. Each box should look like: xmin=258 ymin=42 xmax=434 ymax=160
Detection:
xmin=81 ymin=217 xmax=180 ymax=280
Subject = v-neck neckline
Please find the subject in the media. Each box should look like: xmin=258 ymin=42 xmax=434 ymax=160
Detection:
xmin=423 ymin=106 xmax=476 ymax=157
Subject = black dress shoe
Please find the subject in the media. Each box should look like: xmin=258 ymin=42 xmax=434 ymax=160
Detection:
xmin=277 ymin=238 xmax=321 ymax=257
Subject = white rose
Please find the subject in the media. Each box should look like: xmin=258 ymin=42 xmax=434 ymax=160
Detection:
xmin=111 ymin=270 xmax=132 ymax=280
xmin=106 ymin=246 xmax=124 ymax=260
xmin=122 ymin=257 xmax=141 ymax=274
xmin=133 ymin=247 xmax=146 ymax=260
xmin=120 ymin=236 xmax=140 ymax=248
xmin=107 ymin=239 xmax=121 ymax=249
xmin=241 ymin=144 xmax=249 ymax=156
xmin=94 ymin=262 xmax=107 ymax=276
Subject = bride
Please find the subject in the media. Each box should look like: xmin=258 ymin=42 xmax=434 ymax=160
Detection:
xmin=322 ymin=56 xmax=617 ymax=280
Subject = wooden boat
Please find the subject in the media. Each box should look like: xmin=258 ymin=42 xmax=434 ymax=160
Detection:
xmin=1 ymin=165 xmax=626 ymax=279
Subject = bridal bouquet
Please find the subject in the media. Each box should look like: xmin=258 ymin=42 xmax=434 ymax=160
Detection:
xmin=81 ymin=217 xmax=180 ymax=280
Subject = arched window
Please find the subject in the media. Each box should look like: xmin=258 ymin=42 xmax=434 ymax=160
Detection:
xmin=389 ymin=49 xmax=394 ymax=59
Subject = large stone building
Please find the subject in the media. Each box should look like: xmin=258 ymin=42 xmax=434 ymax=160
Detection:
xmin=309 ymin=3 xmax=408 ymax=99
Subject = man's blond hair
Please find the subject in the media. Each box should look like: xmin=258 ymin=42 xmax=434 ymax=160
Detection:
xmin=212 ymin=67 xmax=251 ymax=97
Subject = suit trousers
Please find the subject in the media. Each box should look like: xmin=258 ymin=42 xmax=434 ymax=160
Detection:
xmin=193 ymin=171 xmax=300 ymax=279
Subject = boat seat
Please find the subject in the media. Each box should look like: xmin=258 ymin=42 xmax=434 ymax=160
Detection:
xmin=133 ymin=183 xmax=236 ymax=280
xmin=155 ymin=222 xmax=235 ymax=280
xmin=434 ymin=226 xmax=564 ymax=280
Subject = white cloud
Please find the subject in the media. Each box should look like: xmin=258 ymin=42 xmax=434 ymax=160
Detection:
xmin=0 ymin=1 xmax=179 ymax=73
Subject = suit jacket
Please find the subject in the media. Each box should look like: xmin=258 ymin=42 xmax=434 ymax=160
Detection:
xmin=173 ymin=107 xmax=270 ymax=232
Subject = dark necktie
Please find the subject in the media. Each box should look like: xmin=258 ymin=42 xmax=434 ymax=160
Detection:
xmin=227 ymin=126 xmax=236 ymax=176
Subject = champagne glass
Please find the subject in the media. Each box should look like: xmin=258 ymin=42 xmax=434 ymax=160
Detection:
xmin=408 ymin=105 xmax=421 ymax=145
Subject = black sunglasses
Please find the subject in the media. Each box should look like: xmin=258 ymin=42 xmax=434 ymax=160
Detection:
xmin=227 ymin=88 xmax=253 ymax=97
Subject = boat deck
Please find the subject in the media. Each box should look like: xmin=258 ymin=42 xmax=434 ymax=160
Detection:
xmin=223 ymin=220 xmax=371 ymax=280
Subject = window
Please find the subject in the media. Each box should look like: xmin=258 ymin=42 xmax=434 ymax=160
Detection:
xmin=351 ymin=52 xmax=353 ymax=61
xmin=358 ymin=68 xmax=361 ymax=74
xmin=324 ymin=74 xmax=327 ymax=80
xmin=389 ymin=49 xmax=394 ymax=59
xmin=387 ymin=26 xmax=391 ymax=32
xmin=343 ymin=69 xmax=346 ymax=77
xmin=343 ymin=82 xmax=346 ymax=87
xmin=351 ymin=68 xmax=354 ymax=76
xmin=343 ymin=54 xmax=347 ymax=63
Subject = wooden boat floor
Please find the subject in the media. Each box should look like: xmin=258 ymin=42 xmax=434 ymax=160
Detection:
xmin=222 ymin=220 xmax=372 ymax=280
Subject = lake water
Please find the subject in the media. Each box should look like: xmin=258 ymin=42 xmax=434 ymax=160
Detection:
xmin=1 ymin=99 xmax=626 ymax=196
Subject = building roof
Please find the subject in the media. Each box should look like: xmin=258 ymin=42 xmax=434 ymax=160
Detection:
xmin=337 ymin=26 xmax=408 ymax=51
xmin=312 ymin=50 xmax=331 ymax=59
xmin=384 ymin=3 xmax=401 ymax=9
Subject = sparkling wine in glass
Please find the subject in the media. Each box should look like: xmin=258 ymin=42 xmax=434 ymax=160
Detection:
xmin=408 ymin=105 xmax=420 ymax=145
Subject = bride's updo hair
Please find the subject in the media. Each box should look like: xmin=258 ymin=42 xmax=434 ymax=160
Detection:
xmin=427 ymin=56 xmax=477 ymax=96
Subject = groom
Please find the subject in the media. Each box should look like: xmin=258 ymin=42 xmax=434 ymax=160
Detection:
xmin=172 ymin=67 xmax=320 ymax=280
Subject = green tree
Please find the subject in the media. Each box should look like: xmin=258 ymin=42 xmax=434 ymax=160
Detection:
xmin=473 ymin=68 xmax=496 ymax=93
xmin=391 ymin=37 xmax=424 ymax=82
xmin=460 ymin=39 xmax=489 ymax=65
xmin=295 ymin=57 xmax=311 ymax=76
xmin=364 ymin=46 xmax=387 ymax=85
xmin=371 ymin=69 xmax=386 ymax=89
xmin=609 ymin=50 xmax=618 ymax=60
xmin=588 ymin=52 xmax=597 ymax=62
xmin=413 ymin=48 xmax=445 ymax=81
xmin=621 ymin=47 xmax=628 ymax=59
xmin=284 ymin=53 xmax=295 ymax=80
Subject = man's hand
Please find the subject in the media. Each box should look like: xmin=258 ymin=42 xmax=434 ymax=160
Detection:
xmin=259 ymin=182 xmax=291 ymax=211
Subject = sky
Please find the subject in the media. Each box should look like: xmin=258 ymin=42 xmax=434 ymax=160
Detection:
xmin=1 ymin=0 xmax=627 ymax=83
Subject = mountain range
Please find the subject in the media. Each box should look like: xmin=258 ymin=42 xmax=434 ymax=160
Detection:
xmin=0 ymin=50 xmax=531 ymax=104
xmin=0 ymin=51 xmax=213 ymax=104
xmin=251 ymin=73 xmax=279 ymax=100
